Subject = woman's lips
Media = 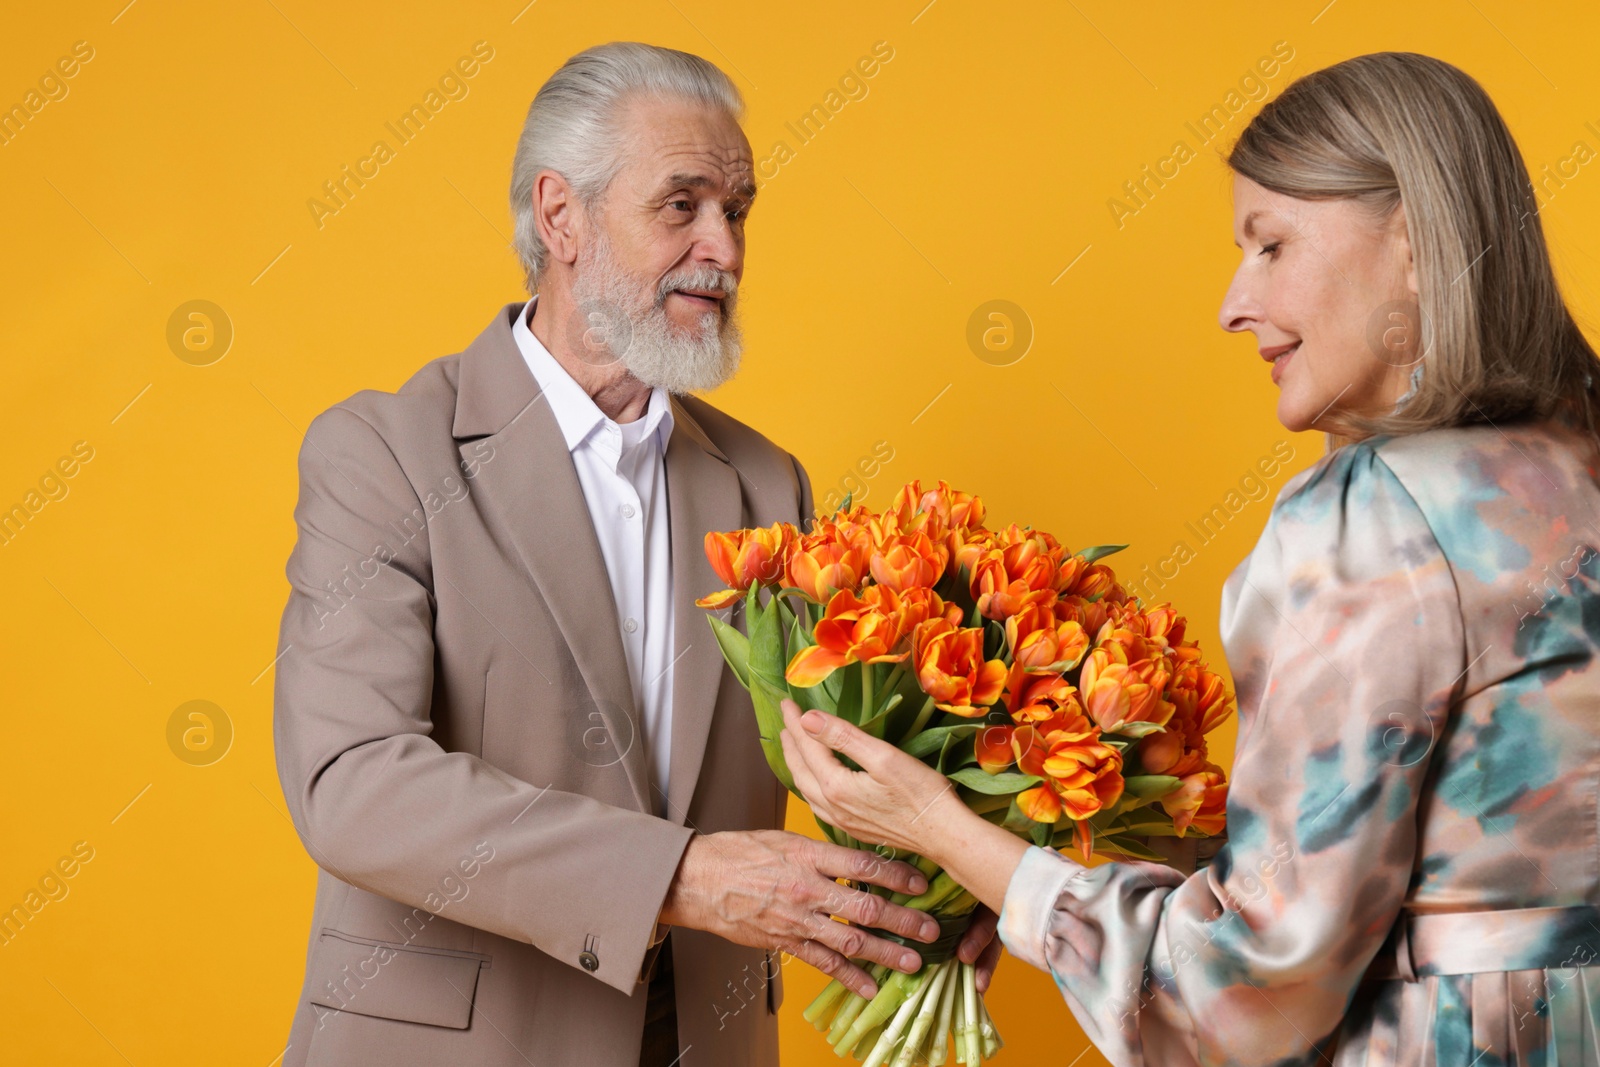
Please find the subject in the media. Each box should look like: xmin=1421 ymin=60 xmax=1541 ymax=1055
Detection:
xmin=1266 ymin=341 xmax=1300 ymax=384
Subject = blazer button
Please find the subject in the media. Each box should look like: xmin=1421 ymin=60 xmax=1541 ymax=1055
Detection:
xmin=579 ymin=950 xmax=600 ymax=971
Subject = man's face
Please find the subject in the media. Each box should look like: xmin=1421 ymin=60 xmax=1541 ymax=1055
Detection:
xmin=565 ymin=94 xmax=755 ymax=393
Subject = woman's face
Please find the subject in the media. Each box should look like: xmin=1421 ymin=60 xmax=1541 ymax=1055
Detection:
xmin=1218 ymin=173 xmax=1421 ymax=433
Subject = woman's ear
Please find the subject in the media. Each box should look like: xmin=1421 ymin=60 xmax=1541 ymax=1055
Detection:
xmin=1393 ymin=201 xmax=1419 ymax=297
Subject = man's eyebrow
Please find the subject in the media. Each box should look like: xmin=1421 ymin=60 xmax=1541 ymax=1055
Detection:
xmin=659 ymin=171 xmax=757 ymax=202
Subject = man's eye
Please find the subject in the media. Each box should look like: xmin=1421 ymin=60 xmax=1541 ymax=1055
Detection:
xmin=1259 ymin=242 xmax=1281 ymax=258
xmin=669 ymin=199 xmax=693 ymax=213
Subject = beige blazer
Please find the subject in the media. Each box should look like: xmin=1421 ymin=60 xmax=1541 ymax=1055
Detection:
xmin=272 ymin=301 xmax=813 ymax=1067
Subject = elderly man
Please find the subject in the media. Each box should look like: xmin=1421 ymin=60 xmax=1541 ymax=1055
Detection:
xmin=272 ymin=41 xmax=996 ymax=1067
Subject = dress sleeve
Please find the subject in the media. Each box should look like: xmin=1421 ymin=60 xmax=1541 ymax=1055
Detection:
xmin=996 ymin=442 xmax=1468 ymax=1067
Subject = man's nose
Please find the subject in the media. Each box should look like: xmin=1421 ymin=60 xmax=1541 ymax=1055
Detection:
xmin=690 ymin=209 xmax=742 ymax=276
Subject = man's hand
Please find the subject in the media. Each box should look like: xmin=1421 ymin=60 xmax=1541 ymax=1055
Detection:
xmin=659 ymin=829 xmax=942 ymax=999
xmin=957 ymin=904 xmax=1003 ymax=993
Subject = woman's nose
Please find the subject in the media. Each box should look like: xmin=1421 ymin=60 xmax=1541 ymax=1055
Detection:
xmin=1218 ymin=269 xmax=1257 ymax=333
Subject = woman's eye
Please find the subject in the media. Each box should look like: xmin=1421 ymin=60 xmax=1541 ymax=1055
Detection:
xmin=1259 ymin=242 xmax=1281 ymax=259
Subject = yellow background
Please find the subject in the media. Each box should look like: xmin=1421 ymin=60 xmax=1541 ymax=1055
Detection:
xmin=3 ymin=0 xmax=1597 ymax=1063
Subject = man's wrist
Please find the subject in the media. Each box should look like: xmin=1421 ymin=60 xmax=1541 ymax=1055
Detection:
xmin=658 ymin=832 xmax=707 ymax=931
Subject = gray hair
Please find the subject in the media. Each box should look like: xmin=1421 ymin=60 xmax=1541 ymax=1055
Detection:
xmin=1227 ymin=51 xmax=1600 ymax=448
xmin=509 ymin=41 xmax=744 ymax=294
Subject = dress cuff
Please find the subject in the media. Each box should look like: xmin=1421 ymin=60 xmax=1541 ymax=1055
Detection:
xmin=997 ymin=845 xmax=1086 ymax=973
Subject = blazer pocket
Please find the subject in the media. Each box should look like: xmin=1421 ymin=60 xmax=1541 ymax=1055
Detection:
xmin=308 ymin=928 xmax=491 ymax=1030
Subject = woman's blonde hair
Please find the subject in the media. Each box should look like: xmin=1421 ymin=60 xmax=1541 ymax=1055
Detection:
xmin=1226 ymin=51 xmax=1600 ymax=450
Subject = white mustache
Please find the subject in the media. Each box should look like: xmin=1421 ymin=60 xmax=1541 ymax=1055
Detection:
xmin=656 ymin=269 xmax=738 ymax=306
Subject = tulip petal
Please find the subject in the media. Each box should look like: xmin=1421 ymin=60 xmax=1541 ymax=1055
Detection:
xmin=785 ymin=644 xmax=848 ymax=688
xmin=1017 ymin=785 xmax=1063 ymax=823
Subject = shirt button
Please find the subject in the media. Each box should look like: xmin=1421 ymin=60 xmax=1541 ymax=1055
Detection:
xmin=579 ymin=950 xmax=599 ymax=971
xmin=621 ymin=504 xmax=636 ymax=519
xmin=624 ymin=617 xmax=639 ymax=633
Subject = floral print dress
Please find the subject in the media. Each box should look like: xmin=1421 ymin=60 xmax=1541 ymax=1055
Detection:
xmin=998 ymin=411 xmax=1600 ymax=1067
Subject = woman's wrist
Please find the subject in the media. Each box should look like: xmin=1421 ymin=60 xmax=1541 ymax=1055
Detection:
xmin=916 ymin=787 xmax=1030 ymax=913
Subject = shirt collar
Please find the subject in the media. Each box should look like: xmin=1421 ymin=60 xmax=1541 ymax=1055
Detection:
xmin=512 ymin=296 xmax=675 ymax=455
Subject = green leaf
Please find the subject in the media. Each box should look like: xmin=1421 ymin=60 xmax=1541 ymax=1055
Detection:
xmin=1030 ymin=819 xmax=1054 ymax=848
xmin=833 ymin=660 xmax=863 ymax=725
xmin=1075 ymin=543 xmax=1128 ymax=564
xmin=949 ymin=767 xmax=1041 ymax=795
xmin=1000 ymin=796 xmax=1041 ymax=835
xmin=1111 ymin=721 xmax=1168 ymax=740
xmin=745 ymin=583 xmax=796 ymax=793
xmin=902 ymin=723 xmax=980 ymax=760
xmin=944 ymin=736 xmax=978 ymax=773
xmin=1087 ymin=833 xmax=1167 ymax=862
xmin=779 ymin=596 xmax=835 ymax=713
xmin=1122 ymin=775 xmax=1182 ymax=800
xmin=859 ymin=691 xmax=901 ymax=740
xmin=1112 ymin=820 xmax=1188 ymax=837
xmin=706 ymin=615 xmax=752 ymax=689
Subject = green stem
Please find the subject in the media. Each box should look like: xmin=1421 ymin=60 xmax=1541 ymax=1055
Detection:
xmin=978 ymin=994 xmax=1002 ymax=1059
xmin=960 ymin=961 xmax=981 ymax=1065
xmin=863 ymin=967 xmax=934 ymax=1067
xmin=837 ymin=969 xmax=918 ymax=1056
xmin=878 ymin=660 xmax=909 ymax=710
xmin=804 ymin=979 xmax=849 ymax=1028
xmin=928 ymin=960 xmax=959 ymax=1066
xmin=900 ymin=871 xmax=962 ymax=913
xmin=863 ymin=664 xmax=875 ymax=726
xmin=891 ymin=959 xmax=953 ymax=1067
xmin=889 ymin=855 xmax=942 ymax=906
xmin=900 ymin=696 xmax=939 ymax=747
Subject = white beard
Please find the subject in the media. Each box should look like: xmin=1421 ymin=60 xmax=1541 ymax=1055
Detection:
xmin=566 ymin=224 xmax=743 ymax=395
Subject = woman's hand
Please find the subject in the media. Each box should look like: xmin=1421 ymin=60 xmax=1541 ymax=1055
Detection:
xmin=779 ymin=699 xmax=1010 ymax=991
xmin=779 ymin=698 xmax=1032 ymax=936
xmin=778 ymin=698 xmax=958 ymax=856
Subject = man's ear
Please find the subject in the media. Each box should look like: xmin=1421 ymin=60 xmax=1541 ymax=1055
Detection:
xmin=532 ymin=169 xmax=581 ymax=268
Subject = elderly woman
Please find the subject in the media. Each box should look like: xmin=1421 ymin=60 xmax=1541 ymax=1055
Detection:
xmin=780 ymin=51 xmax=1600 ymax=1067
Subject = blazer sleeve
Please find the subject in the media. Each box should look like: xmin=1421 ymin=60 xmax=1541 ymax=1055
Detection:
xmin=272 ymin=405 xmax=694 ymax=995
xmin=996 ymin=443 xmax=1468 ymax=1067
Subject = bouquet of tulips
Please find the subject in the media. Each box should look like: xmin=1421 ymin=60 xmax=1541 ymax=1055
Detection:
xmin=696 ymin=479 xmax=1234 ymax=1065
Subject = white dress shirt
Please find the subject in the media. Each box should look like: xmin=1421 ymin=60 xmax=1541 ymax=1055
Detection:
xmin=513 ymin=296 xmax=677 ymax=818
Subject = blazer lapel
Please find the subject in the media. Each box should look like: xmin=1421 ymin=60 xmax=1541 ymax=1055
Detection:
xmin=662 ymin=400 xmax=744 ymax=826
xmin=452 ymin=302 xmax=651 ymax=814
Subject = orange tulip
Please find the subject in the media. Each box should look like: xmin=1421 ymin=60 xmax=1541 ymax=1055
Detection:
xmin=785 ymin=585 xmax=911 ymax=687
xmin=1042 ymin=736 xmax=1125 ymax=821
xmin=1161 ymin=765 xmax=1228 ymax=837
xmin=869 ymin=531 xmax=949 ymax=592
xmin=1079 ymin=648 xmax=1174 ymax=735
xmin=785 ymin=527 xmax=871 ymax=603
xmin=1054 ymin=594 xmax=1113 ymax=643
xmin=897 ymin=587 xmax=964 ymax=633
xmin=911 ymin=619 xmax=1007 ymax=716
xmin=1015 ymin=713 xmax=1124 ymax=826
xmin=695 ymin=523 xmax=797 ymax=608
xmin=946 ymin=524 xmax=997 ymax=580
xmin=890 ymin=479 xmax=986 ymax=532
xmin=1016 ymin=784 xmax=1064 ymax=823
xmin=1006 ymin=605 xmax=1089 ymax=673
